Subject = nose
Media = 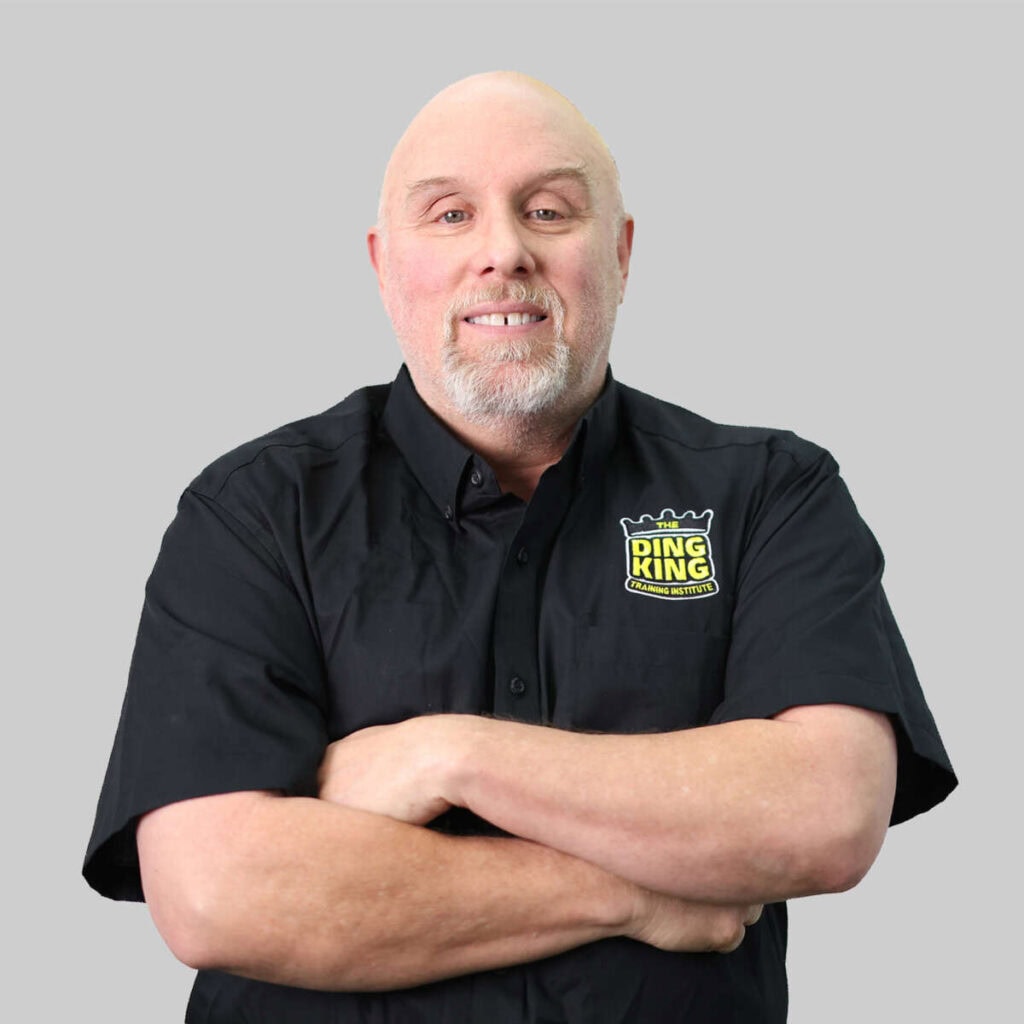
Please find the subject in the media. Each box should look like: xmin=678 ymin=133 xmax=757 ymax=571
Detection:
xmin=474 ymin=211 xmax=536 ymax=279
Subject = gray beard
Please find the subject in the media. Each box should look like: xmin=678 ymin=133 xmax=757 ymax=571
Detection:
xmin=439 ymin=282 xmax=572 ymax=422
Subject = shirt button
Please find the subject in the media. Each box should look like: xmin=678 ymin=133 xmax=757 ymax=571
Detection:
xmin=508 ymin=676 xmax=527 ymax=698
xmin=470 ymin=469 xmax=483 ymax=486
xmin=443 ymin=505 xmax=454 ymax=521
xmin=516 ymin=546 xmax=529 ymax=565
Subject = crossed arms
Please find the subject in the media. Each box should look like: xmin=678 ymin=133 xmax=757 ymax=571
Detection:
xmin=137 ymin=703 xmax=896 ymax=990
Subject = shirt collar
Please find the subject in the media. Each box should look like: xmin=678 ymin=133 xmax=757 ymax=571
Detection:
xmin=382 ymin=365 xmax=472 ymax=523
xmin=381 ymin=364 xmax=620 ymax=524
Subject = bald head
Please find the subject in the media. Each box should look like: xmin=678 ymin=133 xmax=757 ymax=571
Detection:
xmin=377 ymin=72 xmax=625 ymax=235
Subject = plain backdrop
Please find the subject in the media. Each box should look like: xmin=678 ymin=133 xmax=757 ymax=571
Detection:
xmin=3 ymin=1 xmax=1019 ymax=1020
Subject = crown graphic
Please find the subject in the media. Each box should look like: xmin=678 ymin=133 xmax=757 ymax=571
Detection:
xmin=620 ymin=509 xmax=713 ymax=538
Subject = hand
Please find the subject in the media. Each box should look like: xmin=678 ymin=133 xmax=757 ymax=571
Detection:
xmin=317 ymin=716 xmax=474 ymax=825
xmin=628 ymin=887 xmax=763 ymax=954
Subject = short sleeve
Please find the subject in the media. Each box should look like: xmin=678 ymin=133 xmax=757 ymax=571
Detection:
xmin=710 ymin=448 xmax=956 ymax=825
xmin=84 ymin=488 xmax=328 ymax=901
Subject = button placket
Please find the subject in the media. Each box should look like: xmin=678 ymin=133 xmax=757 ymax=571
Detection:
xmin=490 ymin=445 xmax=581 ymax=724
xmin=491 ymin=537 xmax=541 ymax=721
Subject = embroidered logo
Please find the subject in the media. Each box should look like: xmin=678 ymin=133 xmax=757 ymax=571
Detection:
xmin=619 ymin=509 xmax=719 ymax=600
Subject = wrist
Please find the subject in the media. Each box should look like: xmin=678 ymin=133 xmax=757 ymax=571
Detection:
xmin=618 ymin=879 xmax=653 ymax=942
xmin=438 ymin=713 xmax=491 ymax=810
xmin=587 ymin=862 xmax=645 ymax=939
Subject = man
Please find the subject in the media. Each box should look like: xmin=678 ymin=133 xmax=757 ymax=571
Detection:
xmin=85 ymin=72 xmax=956 ymax=1022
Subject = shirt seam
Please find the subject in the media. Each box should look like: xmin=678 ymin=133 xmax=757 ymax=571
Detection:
xmin=205 ymin=430 xmax=372 ymax=502
xmin=625 ymin=420 xmax=813 ymax=465
xmin=185 ymin=486 xmax=295 ymax=581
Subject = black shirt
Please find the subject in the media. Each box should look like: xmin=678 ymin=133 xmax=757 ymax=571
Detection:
xmin=85 ymin=366 xmax=956 ymax=1023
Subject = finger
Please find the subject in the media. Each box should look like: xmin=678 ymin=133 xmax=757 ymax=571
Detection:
xmin=744 ymin=904 xmax=763 ymax=926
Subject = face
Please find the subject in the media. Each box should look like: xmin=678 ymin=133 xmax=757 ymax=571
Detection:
xmin=369 ymin=78 xmax=633 ymax=428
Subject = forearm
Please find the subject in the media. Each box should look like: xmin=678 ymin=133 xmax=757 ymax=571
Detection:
xmin=139 ymin=791 xmax=638 ymax=991
xmin=446 ymin=707 xmax=896 ymax=903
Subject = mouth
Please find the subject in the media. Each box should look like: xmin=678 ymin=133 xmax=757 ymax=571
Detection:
xmin=448 ymin=289 xmax=562 ymax=343
xmin=465 ymin=312 xmax=547 ymax=327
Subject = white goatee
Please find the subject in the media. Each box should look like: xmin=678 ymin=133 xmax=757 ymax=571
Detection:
xmin=439 ymin=282 xmax=571 ymax=422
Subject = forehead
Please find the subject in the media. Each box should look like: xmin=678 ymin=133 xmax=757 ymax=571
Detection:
xmin=404 ymin=165 xmax=595 ymax=207
xmin=384 ymin=82 xmax=615 ymax=212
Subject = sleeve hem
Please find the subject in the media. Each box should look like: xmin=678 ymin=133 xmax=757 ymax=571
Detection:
xmin=83 ymin=768 xmax=320 ymax=903
xmin=709 ymin=673 xmax=958 ymax=826
xmin=709 ymin=673 xmax=896 ymax=724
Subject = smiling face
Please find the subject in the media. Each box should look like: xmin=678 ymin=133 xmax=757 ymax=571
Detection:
xmin=369 ymin=73 xmax=633 ymax=432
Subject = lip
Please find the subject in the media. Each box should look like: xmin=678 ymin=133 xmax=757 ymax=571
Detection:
xmin=461 ymin=301 xmax=548 ymax=321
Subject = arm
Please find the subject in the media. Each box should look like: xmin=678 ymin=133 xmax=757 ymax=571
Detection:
xmin=319 ymin=704 xmax=898 ymax=905
xmin=137 ymin=790 xmax=762 ymax=991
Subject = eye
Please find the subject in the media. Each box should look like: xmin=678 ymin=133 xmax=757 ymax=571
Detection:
xmin=528 ymin=208 xmax=563 ymax=222
xmin=439 ymin=209 xmax=468 ymax=224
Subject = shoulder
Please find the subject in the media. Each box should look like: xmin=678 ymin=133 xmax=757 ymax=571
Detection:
xmin=615 ymin=380 xmax=832 ymax=476
xmin=187 ymin=382 xmax=391 ymax=502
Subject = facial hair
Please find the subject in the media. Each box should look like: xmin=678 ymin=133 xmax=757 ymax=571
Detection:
xmin=438 ymin=281 xmax=572 ymax=422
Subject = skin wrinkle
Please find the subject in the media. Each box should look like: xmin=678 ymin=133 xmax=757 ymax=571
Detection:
xmin=403 ymin=166 xmax=598 ymax=224
xmin=383 ymin=163 xmax=623 ymax=236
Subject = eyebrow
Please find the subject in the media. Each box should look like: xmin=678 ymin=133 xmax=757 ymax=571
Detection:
xmin=403 ymin=165 xmax=595 ymax=211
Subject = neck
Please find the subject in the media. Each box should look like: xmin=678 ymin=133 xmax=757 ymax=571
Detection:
xmin=407 ymin=366 xmax=605 ymax=502
xmin=442 ymin=409 xmax=577 ymax=501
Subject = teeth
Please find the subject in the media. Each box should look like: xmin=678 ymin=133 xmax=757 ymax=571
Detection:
xmin=467 ymin=313 xmax=544 ymax=326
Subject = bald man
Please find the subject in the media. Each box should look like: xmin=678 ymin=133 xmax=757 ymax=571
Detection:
xmin=85 ymin=73 xmax=955 ymax=1023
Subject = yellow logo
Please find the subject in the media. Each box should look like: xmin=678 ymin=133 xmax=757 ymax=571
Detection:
xmin=620 ymin=509 xmax=718 ymax=601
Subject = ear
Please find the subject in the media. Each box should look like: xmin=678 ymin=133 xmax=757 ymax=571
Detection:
xmin=367 ymin=228 xmax=387 ymax=295
xmin=617 ymin=216 xmax=635 ymax=303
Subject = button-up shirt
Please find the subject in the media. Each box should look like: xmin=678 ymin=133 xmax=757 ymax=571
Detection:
xmin=85 ymin=365 xmax=956 ymax=1023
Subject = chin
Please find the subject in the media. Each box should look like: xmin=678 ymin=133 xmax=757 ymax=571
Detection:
xmin=442 ymin=347 xmax=573 ymax=421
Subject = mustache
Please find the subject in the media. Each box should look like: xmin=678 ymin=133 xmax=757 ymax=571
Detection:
xmin=443 ymin=282 xmax=566 ymax=325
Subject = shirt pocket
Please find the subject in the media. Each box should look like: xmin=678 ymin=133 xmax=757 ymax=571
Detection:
xmin=557 ymin=620 xmax=730 ymax=733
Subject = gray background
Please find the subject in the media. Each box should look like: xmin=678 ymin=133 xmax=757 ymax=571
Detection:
xmin=3 ymin=1 xmax=1018 ymax=1019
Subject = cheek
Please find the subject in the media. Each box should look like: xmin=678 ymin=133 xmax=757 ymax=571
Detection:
xmin=387 ymin=247 xmax=455 ymax=305
xmin=382 ymin=249 xmax=456 ymax=370
xmin=563 ymin=247 xmax=623 ymax=322
xmin=571 ymin=232 xmax=620 ymax=283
